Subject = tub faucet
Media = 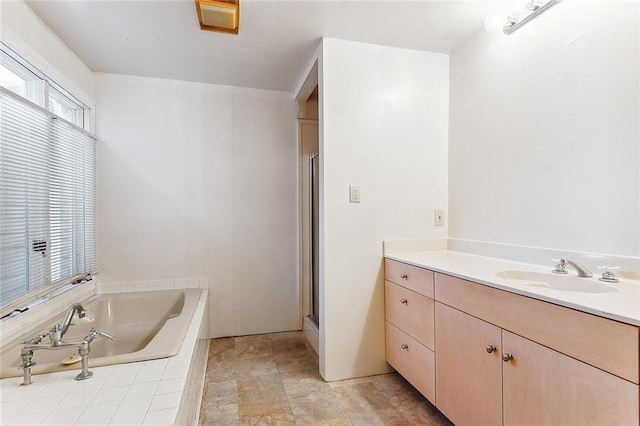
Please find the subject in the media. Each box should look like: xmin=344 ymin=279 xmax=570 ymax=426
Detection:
xmin=21 ymin=303 xmax=85 ymax=349
xmin=19 ymin=302 xmax=116 ymax=385
xmin=552 ymin=258 xmax=593 ymax=278
xmin=20 ymin=327 xmax=116 ymax=385
xmin=54 ymin=303 xmax=86 ymax=341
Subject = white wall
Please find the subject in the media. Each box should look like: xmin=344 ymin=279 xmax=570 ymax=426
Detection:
xmin=320 ymin=38 xmax=449 ymax=380
xmin=0 ymin=0 xmax=94 ymax=105
xmin=449 ymin=0 xmax=639 ymax=257
xmin=94 ymin=73 xmax=299 ymax=338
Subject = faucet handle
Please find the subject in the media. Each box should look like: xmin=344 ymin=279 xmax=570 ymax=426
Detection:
xmin=552 ymin=258 xmax=568 ymax=274
xmin=82 ymin=328 xmax=117 ymax=345
xmin=21 ymin=331 xmax=48 ymax=345
xmin=597 ymin=265 xmax=620 ymax=271
xmin=91 ymin=328 xmax=117 ymax=341
xmin=597 ymin=265 xmax=620 ymax=283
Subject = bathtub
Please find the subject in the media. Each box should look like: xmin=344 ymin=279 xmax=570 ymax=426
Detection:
xmin=0 ymin=289 xmax=201 ymax=379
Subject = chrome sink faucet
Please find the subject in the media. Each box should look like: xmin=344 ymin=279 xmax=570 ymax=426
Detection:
xmin=552 ymin=258 xmax=593 ymax=278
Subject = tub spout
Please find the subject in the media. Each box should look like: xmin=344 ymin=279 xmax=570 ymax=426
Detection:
xmin=54 ymin=303 xmax=86 ymax=341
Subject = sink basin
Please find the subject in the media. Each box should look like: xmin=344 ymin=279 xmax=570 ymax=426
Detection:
xmin=496 ymin=271 xmax=618 ymax=293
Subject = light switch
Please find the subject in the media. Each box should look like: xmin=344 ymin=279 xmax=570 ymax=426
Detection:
xmin=434 ymin=210 xmax=445 ymax=226
xmin=349 ymin=185 xmax=360 ymax=203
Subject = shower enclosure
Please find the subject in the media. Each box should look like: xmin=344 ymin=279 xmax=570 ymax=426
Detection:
xmin=309 ymin=154 xmax=320 ymax=326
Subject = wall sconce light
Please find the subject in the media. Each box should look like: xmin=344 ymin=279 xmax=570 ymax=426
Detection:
xmin=196 ymin=0 xmax=240 ymax=35
xmin=485 ymin=0 xmax=562 ymax=35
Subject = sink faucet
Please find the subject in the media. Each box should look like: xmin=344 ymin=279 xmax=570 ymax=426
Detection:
xmin=552 ymin=258 xmax=593 ymax=278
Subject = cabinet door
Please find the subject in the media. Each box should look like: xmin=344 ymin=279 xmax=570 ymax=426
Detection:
xmin=503 ymin=331 xmax=639 ymax=426
xmin=435 ymin=302 xmax=502 ymax=426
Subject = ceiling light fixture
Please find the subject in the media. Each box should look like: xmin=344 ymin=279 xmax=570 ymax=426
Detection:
xmin=502 ymin=0 xmax=562 ymax=35
xmin=195 ymin=0 xmax=239 ymax=35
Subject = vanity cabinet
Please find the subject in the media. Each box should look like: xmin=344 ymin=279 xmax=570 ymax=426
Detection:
xmin=502 ymin=330 xmax=639 ymax=425
xmin=435 ymin=302 xmax=502 ymax=426
xmin=384 ymin=259 xmax=435 ymax=402
xmin=435 ymin=300 xmax=638 ymax=426
xmin=384 ymin=259 xmax=640 ymax=425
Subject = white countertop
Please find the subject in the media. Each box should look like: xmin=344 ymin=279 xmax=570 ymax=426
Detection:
xmin=385 ymin=250 xmax=640 ymax=327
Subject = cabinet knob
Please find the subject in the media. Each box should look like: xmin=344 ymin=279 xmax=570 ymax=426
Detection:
xmin=400 ymin=274 xmax=408 ymax=279
xmin=502 ymin=353 xmax=514 ymax=362
xmin=400 ymin=298 xmax=408 ymax=304
xmin=401 ymin=343 xmax=408 ymax=350
xmin=485 ymin=344 xmax=496 ymax=353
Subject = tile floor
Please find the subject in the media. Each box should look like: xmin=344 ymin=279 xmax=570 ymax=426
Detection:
xmin=199 ymin=331 xmax=452 ymax=425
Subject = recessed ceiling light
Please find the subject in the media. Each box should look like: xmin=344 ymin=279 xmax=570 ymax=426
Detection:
xmin=195 ymin=0 xmax=239 ymax=35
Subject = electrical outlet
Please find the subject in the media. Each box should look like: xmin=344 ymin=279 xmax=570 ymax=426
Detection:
xmin=349 ymin=185 xmax=360 ymax=203
xmin=434 ymin=210 xmax=445 ymax=226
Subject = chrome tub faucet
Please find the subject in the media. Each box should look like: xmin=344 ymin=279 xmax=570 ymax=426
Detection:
xmin=55 ymin=303 xmax=86 ymax=340
xmin=19 ymin=303 xmax=116 ymax=385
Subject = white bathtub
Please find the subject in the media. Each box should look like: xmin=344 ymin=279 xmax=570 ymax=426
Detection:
xmin=0 ymin=289 xmax=201 ymax=379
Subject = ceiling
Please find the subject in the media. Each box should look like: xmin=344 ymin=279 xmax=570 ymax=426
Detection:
xmin=26 ymin=0 xmax=496 ymax=93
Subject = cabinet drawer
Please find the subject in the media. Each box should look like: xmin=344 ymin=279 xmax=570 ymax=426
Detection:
xmin=385 ymin=281 xmax=434 ymax=350
xmin=435 ymin=272 xmax=640 ymax=384
xmin=384 ymin=259 xmax=434 ymax=298
xmin=386 ymin=321 xmax=435 ymax=404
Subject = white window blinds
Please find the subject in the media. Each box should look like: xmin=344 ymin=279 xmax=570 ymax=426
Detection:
xmin=0 ymin=87 xmax=96 ymax=312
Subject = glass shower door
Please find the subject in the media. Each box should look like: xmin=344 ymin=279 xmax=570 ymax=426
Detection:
xmin=310 ymin=154 xmax=319 ymax=326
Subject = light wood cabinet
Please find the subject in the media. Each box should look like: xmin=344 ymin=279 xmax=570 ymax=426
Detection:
xmin=385 ymin=321 xmax=435 ymax=402
xmin=435 ymin=302 xmax=502 ymax=426
xmin=384 ymin=259 xmax=640 ymax=425
xmin=385 ymin=280 xmax=434 ymax=349
xmin=435 ymin=272 xmax=639 ymax=383
xmin=384 ymin=259 xmax=435 ymax=404
xmin=502 ymin=330 xmax=639 ymax=426
xmin=384 ymin=258 xmax=434 ymax=298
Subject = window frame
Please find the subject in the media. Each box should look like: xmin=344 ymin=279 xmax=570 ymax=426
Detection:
xmin=0 ymin=45 xmax=96 ymax=318
xmin=0 ymin=43 xmax=91 ymax=132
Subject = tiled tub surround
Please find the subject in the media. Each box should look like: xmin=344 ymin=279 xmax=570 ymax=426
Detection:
xmin=0 ymin=278 xmax=209 ymax=425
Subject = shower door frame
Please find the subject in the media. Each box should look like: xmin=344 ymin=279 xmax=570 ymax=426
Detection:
xmin=309 ymin=153 xmax=320 ymax=326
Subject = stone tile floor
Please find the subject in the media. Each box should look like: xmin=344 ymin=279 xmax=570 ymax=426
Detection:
xmin=199 ymin=331 xmax=452 ymax=425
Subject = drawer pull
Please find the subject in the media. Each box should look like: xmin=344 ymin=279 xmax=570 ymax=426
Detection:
xmin=502 ymin=353 xmax=514 ymax=362
xmin=400 ymin=298 xmax=408 ymax=304
xmin=400 ymin=274 xmax=408 ymax=279
xmin=485 ymin=344 xmax=496 ymax=354
xmin=401 ymin=343 xmax=409 ymax=350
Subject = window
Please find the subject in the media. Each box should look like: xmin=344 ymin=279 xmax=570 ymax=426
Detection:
xmin=0 ymin=50 xmax=42 ymax=105
xmin=0 ymin=45 xmax=95 ymax=314
xmin=0 ymin=45 xmax=90 ymax=131
xmin=48 ymin=87 xmax=85 ymax=128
